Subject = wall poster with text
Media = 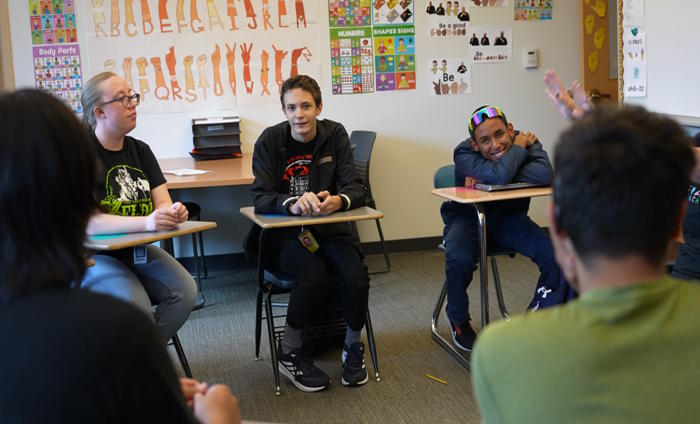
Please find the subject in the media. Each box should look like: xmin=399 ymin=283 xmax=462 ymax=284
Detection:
xmin=425 ymin=0 xmax=470 ymax=38
xmin=468 ymin=27 xmax=512 ymax=63
xmin=428 ymin=57 xmax=470 ymax=95
xmin=330 ymin=27 xmax=375 ymax=94
xmin=373 ymin=25 xmax=415 ymax=91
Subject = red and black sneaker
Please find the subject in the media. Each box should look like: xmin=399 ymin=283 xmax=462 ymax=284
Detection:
xmin=445 ymin=309 xmax=477 ymax=351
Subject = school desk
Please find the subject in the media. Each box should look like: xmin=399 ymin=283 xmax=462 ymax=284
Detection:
xmin=240 ymin=206 xmax=384 ymax=394
xmin=431 ymin=186 xmax=552 ymax=369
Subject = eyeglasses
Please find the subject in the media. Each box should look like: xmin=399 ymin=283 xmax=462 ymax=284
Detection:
xmin=468 ymin=106 xmax=506 ymax=136
xmin=100 ymin=93 xmax=140 ymax=108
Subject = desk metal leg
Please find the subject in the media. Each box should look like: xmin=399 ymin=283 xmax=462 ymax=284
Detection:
xmin=475 ymin=203 xmax=489 ymax=328
xmin=430 ymin=280 xmax=471 ymax=371
xmin=191 ymin=235 xmax=205 ymax=310
xmin=257 ymin=228 xmax=282 ymax=396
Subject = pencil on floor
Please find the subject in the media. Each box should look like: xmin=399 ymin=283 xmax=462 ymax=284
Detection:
xmin=425 ymin=373 xmax=448 ymax=385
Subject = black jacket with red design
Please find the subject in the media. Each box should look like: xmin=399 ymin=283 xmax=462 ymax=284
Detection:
xmin=248 ymin=118 xmax=366 ymax=247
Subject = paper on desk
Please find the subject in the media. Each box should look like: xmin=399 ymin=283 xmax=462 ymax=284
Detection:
xmin=163 ymin=169 xmax=212 ymax=176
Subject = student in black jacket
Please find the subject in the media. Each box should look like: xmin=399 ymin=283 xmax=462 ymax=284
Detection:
xmin=250 ymin=75 xmax=370 ymax=392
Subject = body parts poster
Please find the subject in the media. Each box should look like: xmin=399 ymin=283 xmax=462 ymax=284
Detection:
xmin=428 ymin=57 xmax=470 ymax=95
xmin=29 ymin=0 xmax=78 ymax=45
xmin=33 ymin=44 xmax=84 ymax=112
xmin=373 ymin=0 xmax=414 ymax=25
xmin=425 ymin=1 xmax=470 ymax=38
xmin=469 ymin=27 xmax=511 ymax=63
xmin=329 ymin=0 xmax=371 ymax=27
xmin=514 ymin=0 xmax=552 ymax=21
xmin=373 ymin=25 xmax=415 ymax=91
xmin=623 ymin=28 xmax=646 ymax=98
xmin=330 ymin=27 xmax=375 ymax=94
xmin=468 ymin=0 xmax=508 ymax=7
xmin=84 ymin=0 xmax=322 ymax=112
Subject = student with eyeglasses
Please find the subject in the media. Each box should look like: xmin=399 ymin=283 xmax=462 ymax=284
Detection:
xmin=79 ymin=72 xmax=197 ymax=343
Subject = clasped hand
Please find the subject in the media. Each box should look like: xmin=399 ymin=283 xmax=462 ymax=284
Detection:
xmin=146 ymin=201 xmax=189 ymax=231
xmin=290 ymin=190 xmax=343 ymax=216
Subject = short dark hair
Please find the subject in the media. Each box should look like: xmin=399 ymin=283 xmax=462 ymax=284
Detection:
xmin=0 ymin=90 xmax=97 ymax=302
xmin=553 ymin=105 xmax=693 ymax=265
xmin=280 ymin=75 xmax=322 ymax=108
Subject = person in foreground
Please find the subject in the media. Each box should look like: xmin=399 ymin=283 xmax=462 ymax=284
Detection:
xmin=441 ymin=104 xmax=572 ymax=352
xmin=544 ymin=68 xmax=700 ymax=283
xmin=472 ymin=105 xmax=699 ymax=423
xmin=0 ymin=89 xmax=240 ymax=423
xmin=250 ymin=75 xmax=369 ymax=392
xmin=80 ymin=72 xmax=196 ymax=342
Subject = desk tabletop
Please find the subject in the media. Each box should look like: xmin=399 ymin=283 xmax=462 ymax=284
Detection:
xmin=432 ymin=186 xmax=553 ymax=204
xmin=158 ymin=154 xmax=254 ymax=189
xmin=240 ymin=206 xmax=383 ymax=229
xmin=85 ymin=221 xmax=217 ymax=251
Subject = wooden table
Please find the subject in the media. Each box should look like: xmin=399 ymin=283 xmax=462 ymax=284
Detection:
xmin=158 ymin=155 xmax=254 ymax=189
xmin=431 ymin=186 xmax=552 ymax=370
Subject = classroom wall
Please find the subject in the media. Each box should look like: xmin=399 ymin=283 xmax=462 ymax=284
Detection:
xmin=8 ymin=1 xmax=580 ymax=256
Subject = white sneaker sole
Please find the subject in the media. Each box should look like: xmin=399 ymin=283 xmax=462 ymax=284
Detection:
xmin=341 ymin=372 xmax=369 ymax=386
xmin=278 ymin=362 xmax=328 ymax=393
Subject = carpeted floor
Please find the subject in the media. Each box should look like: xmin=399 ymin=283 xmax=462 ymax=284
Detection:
xmin=170 ymin=250 xmax=541 ymax=423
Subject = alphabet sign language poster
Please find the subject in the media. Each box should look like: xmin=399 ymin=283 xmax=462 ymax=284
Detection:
xmin=428 ymin=57 xmax=471 ymax=95
xmin=468 ymin=27 xmax=512 ymax=63
xmin=83 ymin=0 xmax=322 ymax=112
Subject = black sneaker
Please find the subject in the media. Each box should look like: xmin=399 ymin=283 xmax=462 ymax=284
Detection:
xmin=341 ymin=342 xmax=369 ymax=387
xmin=445 ymin=309 xmax=477 ymax=352
xmin=278 ymin=344 xmax=330 ymax=392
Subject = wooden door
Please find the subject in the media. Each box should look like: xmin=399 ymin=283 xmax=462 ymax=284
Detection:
xmin=580 ymin=0 xmax=618 ymax=104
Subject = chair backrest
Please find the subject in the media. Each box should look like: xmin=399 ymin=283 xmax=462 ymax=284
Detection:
xmin=433 ymin=164 xmax=456 ymax=189
xmin=350 ymin=130 xmax=377 ymax=207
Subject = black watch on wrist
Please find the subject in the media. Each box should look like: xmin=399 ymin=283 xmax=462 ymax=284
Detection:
xmin=339 ymin=195 xmax=349 ymax=210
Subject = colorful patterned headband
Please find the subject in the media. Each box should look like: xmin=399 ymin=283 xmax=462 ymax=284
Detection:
xmin=468 ymin=106 xmax=507 ymax=136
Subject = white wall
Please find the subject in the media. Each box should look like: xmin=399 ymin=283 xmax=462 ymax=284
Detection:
xmin=9 ymin=1 xmax=580 ymax=256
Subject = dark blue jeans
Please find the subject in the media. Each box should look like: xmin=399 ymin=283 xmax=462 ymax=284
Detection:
xmin=441 ymin=201 xmax=572 ymax=325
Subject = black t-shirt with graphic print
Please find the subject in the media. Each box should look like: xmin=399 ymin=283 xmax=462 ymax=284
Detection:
xmin=284 ymin=135 xmax=316 ymax=196
xmin=92 ymin=134 xmax=166 ymax=217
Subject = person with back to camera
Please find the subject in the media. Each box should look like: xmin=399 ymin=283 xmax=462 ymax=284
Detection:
xmin=249 ymin=75 xmax=370 ymax=392
xmin=0 ymin=89 xmax=240 ymax=423
xmin=79 ymin=72 xmax=197 ymax=342
xmin=440 ymin=105 xmax=573 ymax=351
xmin=544 ymin=68 xmax=700 ymax=287
xmin=472 ymin=104 xmax=700 ymax=423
